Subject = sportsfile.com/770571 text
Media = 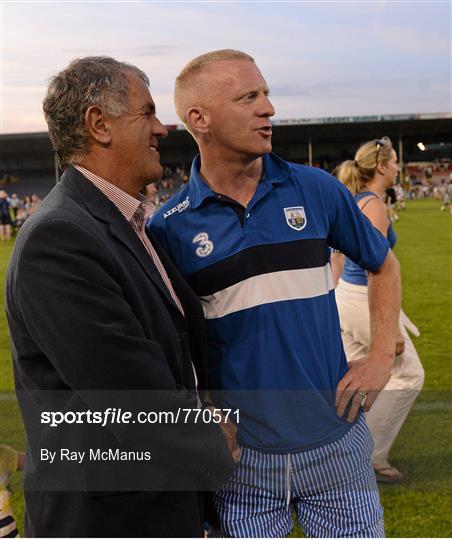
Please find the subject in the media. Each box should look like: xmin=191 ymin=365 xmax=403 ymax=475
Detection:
xmin=40 ymin=408 xmax=240 ymax=428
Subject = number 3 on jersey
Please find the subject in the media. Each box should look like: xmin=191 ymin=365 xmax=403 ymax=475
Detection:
xmin=192 ymin=232 xmax=214 ymax=258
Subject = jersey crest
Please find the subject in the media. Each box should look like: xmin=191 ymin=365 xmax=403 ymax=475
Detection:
xmin=284 ymin=206 xmax=307 ymax=231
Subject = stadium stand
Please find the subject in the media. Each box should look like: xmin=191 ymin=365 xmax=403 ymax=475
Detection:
xmin=0 ymin=172 xmax=55 ymax=200
xmin=1 ymin=113 xmax=451 ymax=203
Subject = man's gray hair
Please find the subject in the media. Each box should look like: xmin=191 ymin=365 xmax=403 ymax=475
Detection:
xmin=43 ymin=56 xmax=149 ymax=169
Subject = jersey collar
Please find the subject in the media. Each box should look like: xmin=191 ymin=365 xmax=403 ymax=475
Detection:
xmin=188 ymin=153 xmax=291 ymax=210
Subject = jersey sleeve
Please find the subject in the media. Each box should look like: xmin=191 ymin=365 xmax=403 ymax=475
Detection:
xmin=324 ymin=174 xmax=390 ymax=272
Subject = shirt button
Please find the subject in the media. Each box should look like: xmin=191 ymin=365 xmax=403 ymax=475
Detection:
xmin=246 ymin=213 xmax=250 ymax=218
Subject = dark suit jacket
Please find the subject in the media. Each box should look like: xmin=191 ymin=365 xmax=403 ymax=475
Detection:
xmin=6 ymin=167 xmax=234 ymax=537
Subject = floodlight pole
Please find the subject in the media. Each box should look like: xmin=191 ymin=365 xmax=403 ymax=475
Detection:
xmin=398 ymin=134 xmax=404 ymax=185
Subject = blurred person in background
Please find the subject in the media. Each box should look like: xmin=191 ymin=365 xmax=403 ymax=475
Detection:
xmin=7 ymin=194 xmax=22 ymax=220
xmin=142 ymin=182 xmax=161 ymax=206
xmin=395 ymin=183 xmax=405 ymax=211
xmin=158 ymin=178 xmax=175 ymax=204
xmin=385 ymin=185 xmax=399 ymax=222
xmin=440 ymin=180 xmax=452 ymax=212
xmin=332 ymin=137 xmax=424 ymax=483
xmin=0 ymin=191 xmax=12 ymax=241
xmin=22 ymin=195 xmax=32 ymax=213
xmin=28 ymin=194 xmax=42 ymax=216
xmin=0 ymin=445 xmax=24 ymax=538
xmin=13 ymin=205 xmax=29 ymax=231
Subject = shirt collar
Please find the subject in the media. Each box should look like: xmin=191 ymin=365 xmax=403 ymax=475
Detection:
xmin=187 ymin=153 xmax=291 ymax=210
xmin=74 ymin=165 xmax=155 ymax=223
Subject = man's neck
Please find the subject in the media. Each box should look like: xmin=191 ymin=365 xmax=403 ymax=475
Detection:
xmin=199 ymin=151 xmax=264 ymax=206
xmin=79 ymin=155 xmax=141 ymax=198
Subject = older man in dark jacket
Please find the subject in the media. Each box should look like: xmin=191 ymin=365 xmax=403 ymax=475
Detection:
xmin=5 ymin=56 xmax=234 ymax=537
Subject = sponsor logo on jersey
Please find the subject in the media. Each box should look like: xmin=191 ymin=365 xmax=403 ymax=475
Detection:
xmin=163 ymin=196 xmax=190 ymax=219
xmin=283 ymin=206 xmax=307 ymax=230
xmin=192 ymin=232 xmax=214 ymax=257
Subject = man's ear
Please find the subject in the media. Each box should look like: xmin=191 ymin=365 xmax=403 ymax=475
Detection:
xmin=186 ymin=106 xmax=210 ymax=136
xmin=85 ymin=106 xmax=112 ymax=144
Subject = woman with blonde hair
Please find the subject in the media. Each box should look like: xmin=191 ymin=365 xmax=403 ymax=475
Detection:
xmin=332 ymin=137 xmax=424 ymax=483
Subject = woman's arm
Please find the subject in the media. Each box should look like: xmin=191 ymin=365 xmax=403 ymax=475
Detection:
xmin=359 ymin=196 xmax=405 ymax=355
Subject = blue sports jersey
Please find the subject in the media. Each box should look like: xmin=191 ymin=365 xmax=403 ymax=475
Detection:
xmin=342 ymin=191 xmax=397 ymax=286
xmin=149 ymin=153 xmax=389 ymax=452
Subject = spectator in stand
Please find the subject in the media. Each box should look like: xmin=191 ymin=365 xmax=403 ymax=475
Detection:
xmin=23 ymin=195 xmax=32 ymax=213
xmin=163 ymin=165 xmax=173 ymax=179
xmin=0 ymin=191 xmax=12 ymax=241
xmin=142 ymin=182 xmax=161 ymax=207
xmin=28 ymin=194 xmax=42 ymax=216
xmin=332 ymin=136 xmax=424 ymax=484
xmin=175 ymin=163 xmax=189 ymax=183
xmin=158 ymin=178 xmax=175 ymax=204
xmin=440 ymin=181 xmax=452 ymax=213
xmin=13 ymin=206 xmax=29 ymax=231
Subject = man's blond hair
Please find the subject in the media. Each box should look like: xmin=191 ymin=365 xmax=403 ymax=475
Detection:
xmin=174 ymin=49 xmax=255 ymax=132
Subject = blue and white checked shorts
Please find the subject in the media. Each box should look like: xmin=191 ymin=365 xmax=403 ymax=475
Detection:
xmin=210 ymin=414 xmax=384 ymax=538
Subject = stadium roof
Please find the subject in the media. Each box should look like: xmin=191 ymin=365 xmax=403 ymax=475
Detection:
xmin=271 ymin=112 xmax=452 ymax=126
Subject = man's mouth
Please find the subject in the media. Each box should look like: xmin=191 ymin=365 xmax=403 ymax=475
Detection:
xmin=256 ymin=126 xmax=272 ymax=137
xmin=150 ymin=144 xmax=159 ymax=153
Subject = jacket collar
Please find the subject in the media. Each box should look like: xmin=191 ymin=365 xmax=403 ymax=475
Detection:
xmin=60 ymin=166 xmax=183 ymax=317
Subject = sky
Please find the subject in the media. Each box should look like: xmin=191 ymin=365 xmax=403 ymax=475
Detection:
xmin=1 ymin=0 xmax=451 ymax=134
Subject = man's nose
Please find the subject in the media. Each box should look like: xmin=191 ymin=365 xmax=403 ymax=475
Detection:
xmin=154 ymin=116 xmax=168 ymax=138
xmin=258 ymin=94 xmax=275 ymax=118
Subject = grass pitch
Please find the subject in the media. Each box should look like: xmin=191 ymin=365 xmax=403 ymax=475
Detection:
xmin=1 ymin=199 xmax=451 ymax=537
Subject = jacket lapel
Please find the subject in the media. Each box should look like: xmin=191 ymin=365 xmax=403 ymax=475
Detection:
xmin=108 ymin=219 xmax=183 ymax=316
xmin=150 ymin=232 xmax=202 ymax=314
xmin=60 ymin=167 xmax=182 ymax=316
